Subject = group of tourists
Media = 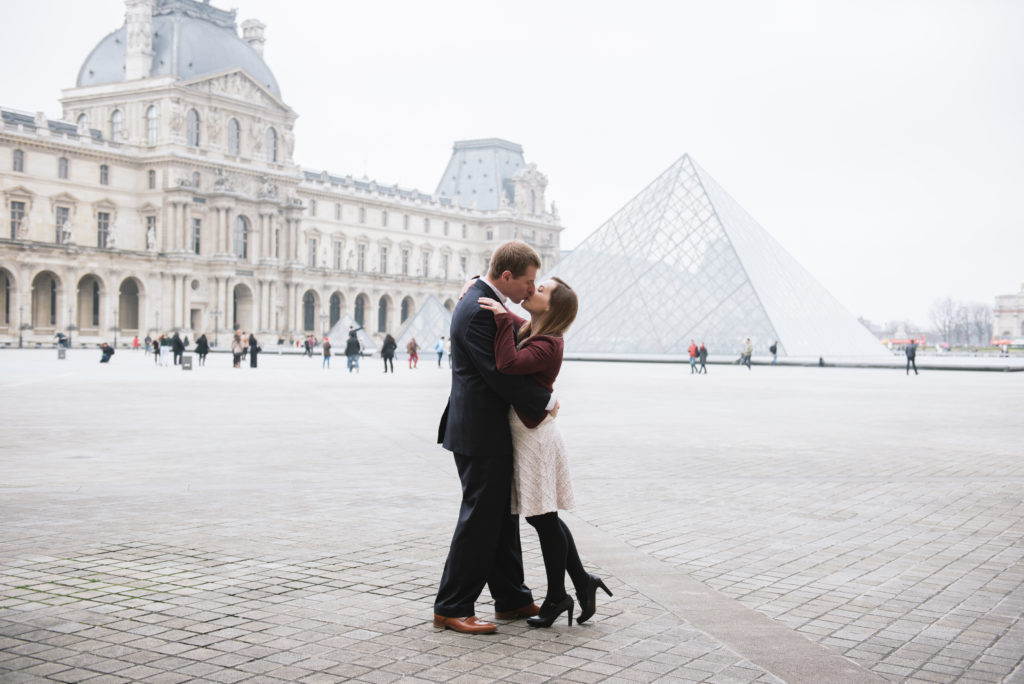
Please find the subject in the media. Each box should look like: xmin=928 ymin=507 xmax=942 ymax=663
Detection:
xmin=320 ymin=326 xmax=365 ymax=372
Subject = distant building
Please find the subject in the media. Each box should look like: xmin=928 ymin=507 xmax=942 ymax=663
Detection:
xmin=0 ymin=0 xmax=561 ymax=346
xmin=994 ymin=284 xmax=1024 ymax=339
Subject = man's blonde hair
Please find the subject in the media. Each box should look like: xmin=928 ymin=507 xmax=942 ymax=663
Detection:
xmin=488 ymin=240 xmax=542 ymax=279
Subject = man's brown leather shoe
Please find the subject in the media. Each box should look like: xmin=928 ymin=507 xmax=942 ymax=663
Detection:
xmin=432 ymin=615 xmax=497 ymax=634
xmin=494 ymin=602 xmax=541 ymax=620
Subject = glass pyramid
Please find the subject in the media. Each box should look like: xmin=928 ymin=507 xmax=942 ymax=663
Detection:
xmin=395 ymin=295 xmax=452 ymax=354
xmin=326 ymin=314 xmax=378 ymax=354
xmin=544 ymin=154 xmax=887 ymax=358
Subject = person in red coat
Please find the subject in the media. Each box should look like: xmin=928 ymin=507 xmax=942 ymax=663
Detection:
xmin=478 ymin=277 xmax=612 ymax=628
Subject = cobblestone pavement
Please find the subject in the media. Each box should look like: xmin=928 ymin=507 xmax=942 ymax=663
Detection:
xmin=1 ymin=349 xmax=1021 ymax=683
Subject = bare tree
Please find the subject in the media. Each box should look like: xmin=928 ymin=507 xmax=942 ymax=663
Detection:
xmin=953 ymin=304 xmax=971 ymax=345
xmin=969 ymin=303 xmax=993 ymax=346
xmin=930 ymin=297 xmax=956 ymax=344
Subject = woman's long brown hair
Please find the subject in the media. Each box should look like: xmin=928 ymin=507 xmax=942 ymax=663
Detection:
xmin=518 ymin=277 xmax=578 ymax=347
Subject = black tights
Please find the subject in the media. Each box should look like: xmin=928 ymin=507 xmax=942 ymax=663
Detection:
xmin=525 ymin=512 xmax=588 ymax=603
xmin=383 ymin=357 xmax=394 ymax=373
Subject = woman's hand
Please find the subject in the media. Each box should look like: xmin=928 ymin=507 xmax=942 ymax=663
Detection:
xmin=478 ymin=297 xmax=507 ymax=316
xmin=458 ymin=277 xmax=479 ymax=300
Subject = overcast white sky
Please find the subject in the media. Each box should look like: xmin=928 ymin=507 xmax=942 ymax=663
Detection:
xmin=2 ymin=1 xmax=1021 ymax=327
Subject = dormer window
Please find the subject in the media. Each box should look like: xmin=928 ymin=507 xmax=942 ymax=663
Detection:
xmin=266 ymin=127 xmax=277 ymax=163
xmin=186 ymin=109 xmax=200 ymax=147
xmin=146 ymin=106 xmax=159 ymax=146
xmin=110 ymin=109 xmax=123 ymax=141
xmin=12 ymin=149 xmax=24 ymax=172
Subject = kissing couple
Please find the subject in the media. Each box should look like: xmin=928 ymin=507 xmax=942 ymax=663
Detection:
xmin=433 ymin=240 xmax=611 ymax=634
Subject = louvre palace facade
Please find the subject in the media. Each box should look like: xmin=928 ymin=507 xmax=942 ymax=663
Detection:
xmin=0 ymin=0 xmax=562 ymax=347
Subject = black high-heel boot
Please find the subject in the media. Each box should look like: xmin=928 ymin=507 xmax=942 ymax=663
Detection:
xmin=575 ymin=574 xmax=613 ymax=624
xmin=526 ymin=596 xmax=574 ymax=628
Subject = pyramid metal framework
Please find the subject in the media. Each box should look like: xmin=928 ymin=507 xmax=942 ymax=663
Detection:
xmin=326 ymin=314 xmax=378 ymax=354
xmin=395 ymin=295 xmax=452 ymax=355
xmin=545 ymin=154 xmax=886 ymax=358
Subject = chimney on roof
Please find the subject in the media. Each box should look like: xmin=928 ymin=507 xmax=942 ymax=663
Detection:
xmin=242 ymin=19 xmax=266 ymax=57
xmin=124 ymin=0 xmax=155 ymax=80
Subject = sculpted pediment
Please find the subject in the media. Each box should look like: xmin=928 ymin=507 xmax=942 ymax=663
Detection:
xmin=183 ymin=69 xmax=292 ymax=114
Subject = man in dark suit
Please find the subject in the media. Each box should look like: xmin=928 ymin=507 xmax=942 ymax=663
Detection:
xmin=433 ymin=241 xmax=557 ymax=634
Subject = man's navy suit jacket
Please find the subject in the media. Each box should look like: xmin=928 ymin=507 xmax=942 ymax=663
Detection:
xmin=438 ymin=279 xmax=551 ymax=457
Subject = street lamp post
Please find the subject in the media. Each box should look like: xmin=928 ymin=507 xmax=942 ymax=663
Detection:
xmin=67 ymin=306 xmax=75 ymax=348
xmin=18 ymin=305 xmax=24 ymax=348
xmin=112 ymin=307 xmax=119 ymax=347
xmin=213 ymin=307 xmax=221 ymax=347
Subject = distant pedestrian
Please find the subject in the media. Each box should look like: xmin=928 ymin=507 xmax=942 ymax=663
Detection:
xmin=381 ymin=334 xmax=397 ymax=373
xmin=743 ymin=338 xmax=753 ymax=370
xmin=769 ymin=340 xmax=778 ymax=366
xmin=151 ymin=338 xmax=160 ymax=364
xmin=158 ymin=337 xmax=169 ymax=366
xmin=435 ymin=336 xmax=446 ymax=367
xmin=249 ymin=333 xmax=260 ymax=368
xmin=304 ymin=336 xmax=313 ymax=357
xmin=240 ymin=332 xmax=249 ymax=362
xmin=99 ymin=342 xmax=115 ymax=363
xmin=698 ymin=342 xmax=708 ymax=374
xmin=195 ymin=333 xmax=209 ymax=366
xmin=345 ymin=329 xmax=361 ymax=373
xmin=445 ymin=337 xmax=452 ymax=368
xmin=407 ymin=337 xmax=419 ymax=369
xmin=323 ymin=336 xmax=332 ymax=369
xmin=688 ymin=339 xmax=698 ymax=374
xmin=231 ymin=333 xmax=243 ymax=368
xmin=906 ymin=340 xmax=918 ymax=375
xmin=171 ymin=332 xmax=184 ymax=365
xmin=144 ymin=334 xmax=152 ymax=353
xmin=132 ymin=335 xmax=140 ymax=352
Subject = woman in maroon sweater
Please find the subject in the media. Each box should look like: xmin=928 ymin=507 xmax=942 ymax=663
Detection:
xmin=479 ymin=277 xmax=612 ymax=628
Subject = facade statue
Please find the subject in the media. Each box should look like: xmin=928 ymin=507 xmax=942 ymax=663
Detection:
xmin=146 ymin=224 xmax=156 ymax=250
xmin=107 ymin=224 xmax=119 ymax=247
xmin=61 ymin=220 xmax=74 ymax=244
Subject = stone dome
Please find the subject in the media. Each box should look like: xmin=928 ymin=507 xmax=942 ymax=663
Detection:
xmin=76 ymin=5 xmax=282 ymax=99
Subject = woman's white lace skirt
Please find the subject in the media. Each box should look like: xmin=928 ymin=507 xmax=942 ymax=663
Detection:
xmin=509 ymin=407 xmax=576 ymax=517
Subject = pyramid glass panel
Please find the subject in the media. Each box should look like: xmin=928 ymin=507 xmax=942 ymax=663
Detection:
xmin=544 ymin=155 xmax=886 ymax=358
xmin=326 ymin=313 xmax=378 ymax=353
xmin=395 ymin=295 xmax=452 ymax=353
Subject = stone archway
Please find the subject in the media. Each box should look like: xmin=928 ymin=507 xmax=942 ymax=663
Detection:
xmin=400 ymin=295 xmax=415 ymax=324
xmin=31 ymin=271 xmax=62 ymax=331
xmin=329 ymin=291 xmax=344 ymax=328
xmin=302 ymin=289 xmax=319 ymax=333
xmin=233 ymin=283 xmax=254 ymax=332
xmin=377 ymin=294 xmax=393 ymax=333
xmin=118 ymin=277 xmax=142 ymax=332
xmin=0 ymin=266 xmax=14 ymax=330
xmin=354 ymin=293 xmax=369 ymax=328
xmin=76 ymin=273 xmax=105 ymax=334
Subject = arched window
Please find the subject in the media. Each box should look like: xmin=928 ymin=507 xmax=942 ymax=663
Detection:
xmin=91 ymin=281 xmax=100 ymax=326
xmin=330 ymin=293 xmax=341 ymax=327
xmin=148 ymin=169 xmax=156 ymax=189
xmin=232 ymin=215 xmax=249 ymax=259
xmin=186 ymin=109 xmax=200 ymax=147
xmin=377 ymin=297 xmax=388 ymax=333
xmin=100 ymin=164 xmax=109 ymax=185
xmin=303 ymin=291 xmax=316 ymax=332
xmin=266 ymin=127 xmax=277 ymax=162
xmin=354 ymin=295 xmax=366 ymax=327
xmin=227 ymin=118 xmax=240 ymax=155
xmin=192 ymin=171 xmax=200 ymax=188
xmin=12 ymin=149 xmax=24 ymax=172
xmin=146 ymin=106 xmax=159 ymax=146
xmin=58 ymin=157 xmax=68 ymax=179
xmin=110 ymin=109 xmax=123 ymax=141
xmin=400 ymin=297 xmax=413 ymax=323
xmin=76 ymin=113 xmax=89 ymax=130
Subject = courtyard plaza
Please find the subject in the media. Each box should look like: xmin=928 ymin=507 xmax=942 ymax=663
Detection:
xmin=0 ymin=349 xmax=1022 ymax=684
